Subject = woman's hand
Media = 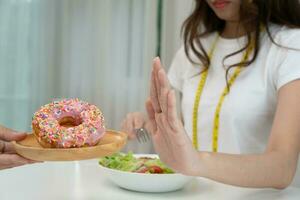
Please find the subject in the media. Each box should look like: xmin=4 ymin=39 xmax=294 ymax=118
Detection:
xmin=146 ymin=57 xmax=201 ymax=176
xmin=121 ymin=112 xmax=150 ymax=140
xmin=0 ymin=126 xmax=36 ymax=170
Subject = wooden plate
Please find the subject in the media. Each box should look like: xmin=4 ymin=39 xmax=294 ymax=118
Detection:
xmin=12 ymin=130 xmax=127 ymax=161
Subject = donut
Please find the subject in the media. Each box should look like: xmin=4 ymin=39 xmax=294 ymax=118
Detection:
xmin=32 ymin=98 xmax=105 ymax=148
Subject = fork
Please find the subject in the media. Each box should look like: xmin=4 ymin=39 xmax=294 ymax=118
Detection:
xmin=135 ymin=128 xmax=150 ymax=143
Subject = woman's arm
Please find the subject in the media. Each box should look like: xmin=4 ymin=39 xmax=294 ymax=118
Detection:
xmin=198 ymin=151 xmax=298 ymax=189
xmin=197 ymin=80 xmax=300 ymax=189
xmin=147 ymin=58 xmax=300 ymax=189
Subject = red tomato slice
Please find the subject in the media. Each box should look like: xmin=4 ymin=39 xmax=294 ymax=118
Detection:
xmin=149 ymin=166 xmax=163 ymax=174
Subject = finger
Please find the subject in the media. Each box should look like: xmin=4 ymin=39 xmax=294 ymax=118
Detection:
xmin=146 ymin=99 xmax=156 ymax=120
xmin=0 ymin=126 xmax=27 ymax=142
xmin=130 ymin=115 xmax=145 ymax=140
xmin=161 ymin=112 xmax=176 ymax=137
xmin=121 ymin=115 xmax=135 ymax=139
xmin=158 ymin=67 xmax=170 ymax=89
xmin=153 ymin=57 xmax=162 ymax=97
xmin=125 ymin=114 xmax=134 ymax=132
xmin=124 ymin=115 xmax=136 ymax=139
xmin=0 ymin=141 xmax=4 ymax=154
xmin=150 ymin=66 xmax=162 ymax=113
xmin=155 ymin=113 xmax=164 ymax=134
xmin=120 ymin=118 xmax=127 ymax=132
xmin=2 ymin=142 xmax=16 ymax=154
xmin=156 ymin=112 xmax=176 ymax=145
xmin=145 ymin=99 xmax=157 ymax=134
xmin=0 ymin=154 xmax=35 ymax=170
xmin=167 ymin=90 xmax=180 ymax=131
xmin=158 ymin=68 xmax=170 ymax=113
xmin=155 ymin=113 xmax=171 ymax=144
xmin=152 ymin=57 xmax=164 ymax=112
xmin=127 ymin=133 xmax=136 ymax=140
xmin=133 ymin=116 xmax=144 ymax=129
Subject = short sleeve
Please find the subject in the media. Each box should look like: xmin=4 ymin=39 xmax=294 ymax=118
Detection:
xmin=272 ymin=29 xmax=300 ymax=90
xmin=167 ymin=46 xmax=189 ymax=92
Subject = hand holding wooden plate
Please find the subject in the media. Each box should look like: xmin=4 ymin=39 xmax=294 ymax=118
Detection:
xmin=12 ymin=130 xmax=127 ymax=161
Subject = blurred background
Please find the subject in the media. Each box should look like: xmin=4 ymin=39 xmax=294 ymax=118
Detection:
xmin=0 ymin=0 xmax=193 ymax=152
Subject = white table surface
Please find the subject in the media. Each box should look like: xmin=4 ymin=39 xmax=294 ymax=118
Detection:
xmin=0 ymin=160 xmax=300 ymax=200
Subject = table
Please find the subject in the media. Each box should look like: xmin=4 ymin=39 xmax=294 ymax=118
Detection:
xmin=0 ymin=160 xmax=300 ymax=200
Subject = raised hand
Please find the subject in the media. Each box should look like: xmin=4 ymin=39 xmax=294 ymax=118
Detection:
xmin=146 ymin=57 xmax=201 ymax=176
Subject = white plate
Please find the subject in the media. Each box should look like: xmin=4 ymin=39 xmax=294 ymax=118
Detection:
xmin=98 ymin=154 xmax=194 ymax=193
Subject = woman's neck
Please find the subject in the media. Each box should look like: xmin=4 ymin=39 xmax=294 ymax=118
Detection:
xmin=221 ymin=21 xmax=247 ymax=39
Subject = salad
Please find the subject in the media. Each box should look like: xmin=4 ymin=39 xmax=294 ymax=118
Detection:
xmin=99 ymin=152 xmax=174 ymax=174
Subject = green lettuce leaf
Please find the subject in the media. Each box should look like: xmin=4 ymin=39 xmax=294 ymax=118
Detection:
xmin=99 ymin=152 xmax=174 ymax=174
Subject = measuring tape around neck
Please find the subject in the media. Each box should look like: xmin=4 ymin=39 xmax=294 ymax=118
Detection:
xmin=192 ymin=35 xmax=254 ymax=152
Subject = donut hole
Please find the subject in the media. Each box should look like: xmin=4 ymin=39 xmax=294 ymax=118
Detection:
xmin=59 ymin=116 xmax=83 ymax=128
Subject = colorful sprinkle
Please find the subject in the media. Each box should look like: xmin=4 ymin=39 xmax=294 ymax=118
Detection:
xmin=32 ymin=98 xmax=106 ymax=148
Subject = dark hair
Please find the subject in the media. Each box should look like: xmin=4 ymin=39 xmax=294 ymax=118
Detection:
xmin=182 ymin=0 xmax=300 ymax=84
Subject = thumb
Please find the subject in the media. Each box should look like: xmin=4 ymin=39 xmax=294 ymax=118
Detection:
xmin=0 ymin=126 xmax=27 ymax=142
xmin=133 ymin=116 xmax=145 ymax=129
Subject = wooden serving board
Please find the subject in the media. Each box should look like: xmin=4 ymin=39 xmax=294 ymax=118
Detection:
xmin=12 ymin=130 xmax=127 ymax=161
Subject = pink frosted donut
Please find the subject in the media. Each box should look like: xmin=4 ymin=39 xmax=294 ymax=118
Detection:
xmin=32 ymin=98 xmax=105 ymax=148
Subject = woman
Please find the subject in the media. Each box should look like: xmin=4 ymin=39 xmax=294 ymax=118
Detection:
xmin=122 ymin=0 xmax=300 ymax=188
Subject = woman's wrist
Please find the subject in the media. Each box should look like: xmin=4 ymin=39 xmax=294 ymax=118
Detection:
xmin=179 ymin=150 xmax=210 ymax=177
xmin=189 ymin=151 xmax=210 ymax=177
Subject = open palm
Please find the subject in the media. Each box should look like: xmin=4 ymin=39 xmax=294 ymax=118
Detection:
xmin=146 ymin=58 xmax=201 ymax=176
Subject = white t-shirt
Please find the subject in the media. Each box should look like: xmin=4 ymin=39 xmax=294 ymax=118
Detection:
xmin=168 ymin=25 xmax=300 ymax=186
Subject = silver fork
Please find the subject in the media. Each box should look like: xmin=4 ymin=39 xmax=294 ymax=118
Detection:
xmin=135 ymin=128 xmax=150 ymax=143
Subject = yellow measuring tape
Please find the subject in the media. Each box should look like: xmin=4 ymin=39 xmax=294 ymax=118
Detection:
xmin=192 ymin=35 xmax=254 ymax=152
